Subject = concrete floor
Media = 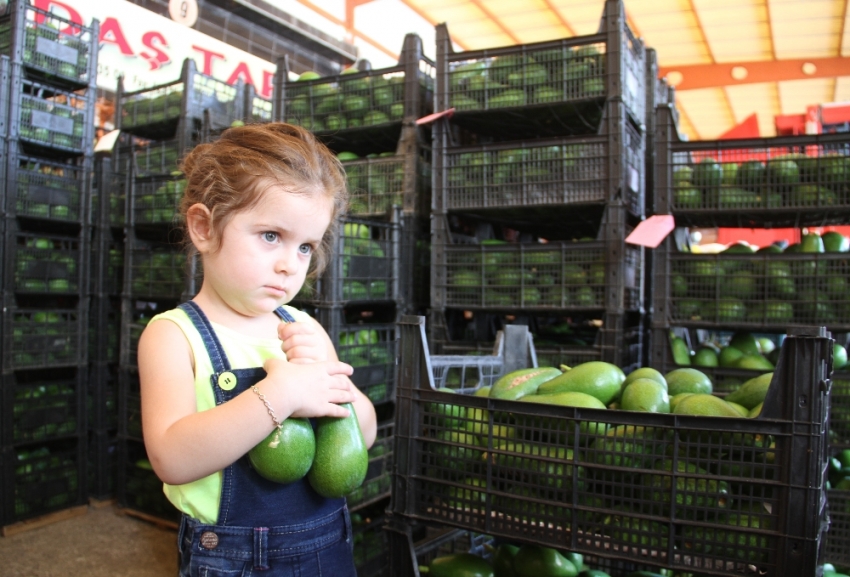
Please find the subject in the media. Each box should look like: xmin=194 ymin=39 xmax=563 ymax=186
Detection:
xmin=0 ymin=503 xmax=178 ymax=577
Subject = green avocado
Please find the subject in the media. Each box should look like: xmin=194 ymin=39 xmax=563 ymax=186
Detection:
xmin=536 ymin=361 xmax=625 ymax=405
xmin=248 ymin=418 xmax=315 ymax=484
xmin=513 ymin=544 xmax=577 ymax=577
xmin=307 ymin=403 xmax=368 ymax=498
xmin=428 ymin=553 xmax=494 ymax=577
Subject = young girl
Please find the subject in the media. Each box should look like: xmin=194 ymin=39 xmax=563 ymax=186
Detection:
xmin=138 ymin=122 xmax=377 ymax=576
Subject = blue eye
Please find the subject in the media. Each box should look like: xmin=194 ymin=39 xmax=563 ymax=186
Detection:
xmin=263 ymin=232 xmax=278 ymax=243
xmin=299 ymin=244 xmax=313 ymax=255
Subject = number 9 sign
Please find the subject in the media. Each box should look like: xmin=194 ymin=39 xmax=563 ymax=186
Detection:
xmin=169 ymin=0 xmax=199 ymax=27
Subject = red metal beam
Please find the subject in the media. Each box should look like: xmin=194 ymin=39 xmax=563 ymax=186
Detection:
xmin=659 ymin=57 xmax=850 ymax=91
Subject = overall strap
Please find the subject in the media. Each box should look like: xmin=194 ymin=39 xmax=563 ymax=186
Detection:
xmin=178 ymin=301 xmax=232 ymax=373
xmin=274 ymin=306 xmax=297 ymax=323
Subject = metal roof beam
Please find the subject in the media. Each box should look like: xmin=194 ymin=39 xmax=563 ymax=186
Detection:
xmin=660 ymin=57 xmax=850 ymax=90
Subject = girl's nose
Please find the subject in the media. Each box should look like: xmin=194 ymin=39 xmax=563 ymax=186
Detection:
xmin=274 ymin=247 xmax=300 ymax=275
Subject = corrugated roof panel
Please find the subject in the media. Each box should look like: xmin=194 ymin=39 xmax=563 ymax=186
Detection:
xmin=676 ymin=87 xmax=737 ymax=139
xmin=355 ymin=0 xmax=438 ymax=58
xmin=835 ymin=76 xmax=850 ymax=100
xmin=725 ymin=82 xmax=781 ymax=136
xmin=623 ymin=0 xmax=713 ymax=65
xmin=778 ymin=78 xmax=835 ymax=114
xmin=694 ymin=0 xmax=772 ymax=62
xmin=771 ymin=0 xmax=844 ymax=58
xmin=549 ymin=0 xmax=609 ymax=36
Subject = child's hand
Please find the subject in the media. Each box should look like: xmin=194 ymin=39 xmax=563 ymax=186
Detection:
xmin=279 ymin=319 xmax=331 ymax=364
xmin=263 ymin=358 xmax=354 ymax=418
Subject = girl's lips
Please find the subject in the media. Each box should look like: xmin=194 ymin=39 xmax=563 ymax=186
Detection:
xmin=266 ymin=286 xmax=286 ymax=296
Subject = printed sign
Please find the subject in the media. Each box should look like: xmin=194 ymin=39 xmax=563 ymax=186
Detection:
xmin=33 ymin=0 xmax=277 ymax=96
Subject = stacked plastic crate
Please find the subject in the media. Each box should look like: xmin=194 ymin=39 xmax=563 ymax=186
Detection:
xmin=429 ymin=0 xmax=646 ymax=376
xmin=649 ymin=104 xmax=850 ymax=567
xmin=110 ymin=58 xmax=245 ymax=524
xmin=271 ymin=34 xmax=434 ymax=529
xmin=86 ymin=155 xmax=121 ymax=502
xmin=0 ymin=0 xmax=98 ymax=528
xmin=388 ymin=315 xmax=831 ymax=576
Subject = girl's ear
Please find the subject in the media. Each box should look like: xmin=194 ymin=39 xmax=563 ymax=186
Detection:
xmin=186 ymin=203 xmax=214 ymax=253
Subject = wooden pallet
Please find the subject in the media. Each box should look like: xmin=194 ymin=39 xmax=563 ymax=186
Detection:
xmin=1 ymin=504 xmax=89 ymax=537
xmin=117 ymin=507 xmax=179 ymax=531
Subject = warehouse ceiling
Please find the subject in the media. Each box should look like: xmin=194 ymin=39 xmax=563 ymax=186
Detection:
xmin=269 ymin=0 xmax=850 ymax=141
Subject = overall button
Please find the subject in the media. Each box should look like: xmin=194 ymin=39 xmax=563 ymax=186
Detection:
xmin=199 ymin=531 xmax=219 ymax=550
xmin=217 ymin=371 xmax=237 ymax=390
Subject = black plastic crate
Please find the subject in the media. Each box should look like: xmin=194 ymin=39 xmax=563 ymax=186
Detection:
xmin=303 ymin=216 xmax=400 ymax=306
xmin=274 ymin=34 xmax=434 ymax=154
xmin=1 ymin=368 xmax=83 ymax=446
xmin=347 ymin=420 xmax=393 ymax=511
xmin=831 ymin=377 xmax=850 ymax=448
xmin=654 ymin=249 xmax=850 ymax=332
xmin=118 ymin=438 xmax=180 ymax=525
xmin=87 ymin=429 xmax=117 ymax=500
xmin=245 ymin=84 xmax=272 ymax=125
xmin=123 ymin=371 xmax=142 ymax=441
xmin=0 ymin=0 xmax=98 ymax=91
xmin=434 ymin=107 xmax=644 ymax=218
xmin=126 ymin=241 xmax=188 ymax=300
xmin=120 ymin=300 xmax=163 ymax=369
xmin=353 ymin=509 xmax=390 ymax=577
xmin=117 ymin=58 xmax=244 ymax=140
xmin=8 ymin=231 xmax=80 ymax=294
xmin=431 ymin=213 xmax=643 ymax=312
xmin=88 ymin=297 xmax=120 ymax=364
xmin=385 ymin=524 xmax=494 ymax=577
xmin=119 ymin=137 xmax=186 ymax=180
xmin=91 ymin=155 xmax=125 ymax=229
xmin=435 ymin=0 xmax=644 ymax=139
xmin=2 ymin=437 xmax=86 ymax=524
xmin=87 ymin=363 xmax=118 ymax=432
xmin=315 ymin=306 xmax=398 ymax=405
xmin=130 ymin=172 xmax=186 ymax=227
xmin=8 ymin=62 xmax=94 ymax=155
xmin=8 ymin=153 xmax=87 ymax=222
xmin=390 ymin=316 xmax=830 ymax=576
xmin=824 ymin=489 xmax=850 ymax=568
xmin=655 ymin=105 xmax=850 ymax=228
xmin=4 ymin=307 xmax=82 ymax=370
xmin=344 ymin=139 xmax=431 ymax=218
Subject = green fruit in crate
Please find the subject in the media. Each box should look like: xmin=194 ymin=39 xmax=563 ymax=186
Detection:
xmin=622 ymin=367 xmax=667 ymax=391
xmin=670 ymin=336 xmax=691 ymax=366
xmin=835 ymin=343 xmax=848 ymax=369
xmin=493 ymin=544 xmax=520 ymax=577
xmin=822 ymin=231 xmax=850 ymax=253
xmin=725 ymin=372 xmax=773 ymax=410
xmin=307 ymin=403 xmax=367 ymax=498
xmin=248 ymin=418 xmax=315 ymax=484
xmin=512 ymin=545 xmax=576 ymax=577
xmin=736 ymin=160 xmax=765 ymax=190
xmin=427 ymin=553 xmax=494 ymax=577
xmin=672 ymin=394 xmax=741 ymax=417
xmin=729 ymin=331 xmax=760 ymax=355
xmin=665 ymin=368 xmax=712 ymax=396
xmin=693 ymin=158 xmax=723 ymax=191
xmin=642 ymin=458 xmax=729 ymax=511
xmin=620 ymin=379 xmax=670 ymax=413
xmin=732 ymin=354 xmax=774 ymax=371
xmin=428 ymin=387 xmax=468 ymax=427
xmin=537 ymin=361 xmax=625 ymax=405
xmin=766 ymin=158 xmax=800 ymax=188
xmin=692 ymin=346 xmax=719 ymax=367
xmin=490 ymin=367 xmax=561 ymax=401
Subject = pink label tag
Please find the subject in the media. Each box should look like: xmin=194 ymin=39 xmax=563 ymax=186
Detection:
xmin=417 ymin=108 xmax=455 ymax=125
xmin=625 ymin=215 xmax=676 ymax=248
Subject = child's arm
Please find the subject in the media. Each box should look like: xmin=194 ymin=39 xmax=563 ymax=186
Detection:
xmin=138 ymin=318 xmax=356 ymax=485
xmin=280 ymin=318 xmax=378 ymax=448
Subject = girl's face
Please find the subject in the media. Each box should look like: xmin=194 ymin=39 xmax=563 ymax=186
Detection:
xmin=200 ymin=184 xmax=333 ymax=318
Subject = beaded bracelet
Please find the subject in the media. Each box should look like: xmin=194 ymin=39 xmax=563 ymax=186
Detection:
xmin=251 ymin=385 xmax=283 ymax=448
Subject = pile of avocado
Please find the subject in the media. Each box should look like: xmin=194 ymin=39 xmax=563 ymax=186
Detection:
xmin=285 ymin=68 xmax=415 ymax=132
xmin=671 ymin=231 xmax=850 ymax=324
xmin=10 ymin=310 xmax=74 ymax=367
xmin=15 ymin=236 xmax=78 ymax=293
xmin=448 ymin=45 xmax=605 ymax=112
xmin=130 ymin=250 xmax=186 ymax=298
xmin=673 ymin=153 xmax=849 ymax=210
xmin=447 ymin=240 xmax=607 ymax=308
xmin=121 ymin=89 xmax=183 ymax=129
xmin=15 ymin=160 xmax=81 ymax=220
xmin=340 ymin=221 xmax=390 ymax=300
xmin=337 ymin=150 xmax=406 ymax=215
xmin=425 ymin=361 xmax=782 ymax=566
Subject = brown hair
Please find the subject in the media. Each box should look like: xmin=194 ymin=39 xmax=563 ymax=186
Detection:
xmin=179 ymin=122 xmax=348 ymax=277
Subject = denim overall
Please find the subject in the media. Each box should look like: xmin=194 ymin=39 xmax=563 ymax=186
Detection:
xmin=175 ymin=301 xmax=356 ymax=577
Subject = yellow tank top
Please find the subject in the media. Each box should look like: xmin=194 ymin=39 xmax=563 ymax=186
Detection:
xmin=147 ymin=305 xmax=311 ymax=524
